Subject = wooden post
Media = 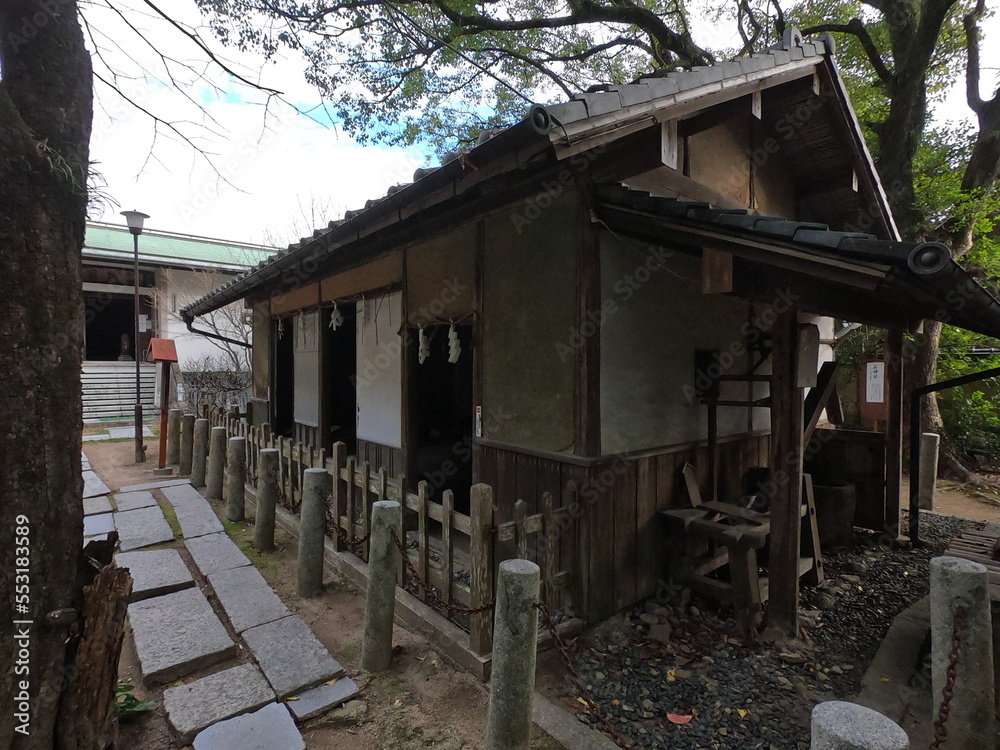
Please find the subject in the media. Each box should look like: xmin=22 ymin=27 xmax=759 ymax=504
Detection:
xmin=767 ymin=307 xmax=804 ymax=637
xmin=470 ymin=483 xmax=495 ymax=655
xmin=542 ymin=492 xmax=557 ymax=607
xmin=330 ymin=442 xmax=346 ymax=552
xmin=885 ymin=328 xmax=904 ymax=540
xmin=395 ymin=473 xmax=406 ymax=586
xmin=345 ymin=456 xmax=357 ymax=545
xmin=578 ymin=220 xmax=601 ymax=457
xmin=417 ymin=481 xmax=429 ymax=602
xmin=361 ymin=461 xmax=372 ymax=558
xmin=442 ymin=489 xmax=454 ymax=611
xmin=514 ymin=499 xmax=528 ymax=560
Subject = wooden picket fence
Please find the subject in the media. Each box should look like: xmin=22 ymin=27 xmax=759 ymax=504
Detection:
xmin=206 ymin=408 xmax=573 ymax=659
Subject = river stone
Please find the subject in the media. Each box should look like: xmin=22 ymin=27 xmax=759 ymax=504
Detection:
xmin=83 ymin=496 xmax=113 ymax=516
xmin=208 ymin=565 xmax=289 ymax=633
xmin=164 ymin=663 xmax=274 ymax=744
xmin=116 ymin=549 xmax=194 ymax=601
xmin=83 ymin=470 xmax=112 ymax=498
xmin=115 ymin=506 xmax=175 ymax=551
xmin=192 ymin=702 xmax=303 ymax=750
xmin=186 ymin=533 xmax=251 ymax=576
xmin=285 ymin=677 xmax=361 ymax=721
xmin=811 ymin=701 xmax=908 ymax=750
xmin=114 ymin=490 xmax=158 ymax=511
xmin=128 ymin=587 xmax=235 ymax=685
xmin=242 ymin=615 xmax=344 ymax=697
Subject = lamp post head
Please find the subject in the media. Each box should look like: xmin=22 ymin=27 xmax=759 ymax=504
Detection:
xmin=120 ymin=209 xmax=150 ymax=236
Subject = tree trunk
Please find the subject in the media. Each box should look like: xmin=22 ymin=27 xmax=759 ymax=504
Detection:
xmin=0 ymin=2 xmax=94 ymax=748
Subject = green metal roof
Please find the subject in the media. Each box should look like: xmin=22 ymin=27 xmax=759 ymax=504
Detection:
xmin=83 ymin=222 xmax=278 ymax=272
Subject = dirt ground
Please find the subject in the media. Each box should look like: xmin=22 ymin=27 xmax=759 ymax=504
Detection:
xmin=900 ymin=477 xmax=1000 ymax=523
xmin=85 ymin=441 xmax=562 ymax=750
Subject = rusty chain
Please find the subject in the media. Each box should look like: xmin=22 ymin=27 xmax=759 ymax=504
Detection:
xmin=333 ymin=520 xmax=371 ymax=550
xmin=535 ymin=601 xmax=634 ymax=749
xmin=930 ymin=606 xmax=965 ymax=750
xmin=390 ymin=529 xmax=496 ymax=616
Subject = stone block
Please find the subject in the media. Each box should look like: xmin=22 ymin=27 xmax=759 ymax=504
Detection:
xmin=115 ymin=506 xmax=175 ymax=551
xmin=242 ymin=616 xmax=344 ymax=697
xmin=114 ymin=490 xmax=158 ymax=512
xmin=185 ymin=533 xmax=251 ymax=576
xmin=164 ymin=663 xmax=273 ymax=744
xmin=128 ymin=587 xmax=236 ymax=685
xmin=83 ymin=470 xmax=111 ymax=498
xmin=83 ymin=513 xmax=115 ymax=537
xmin=192 ymin=702 xmax=303 ymax=750
xmin=209 ymin=566 xmax=289 ymax=633
xmin=285 ymin=677 xmax=360 ymax=721
xmin=116 ymin=549 xmax=194 ymax=601
xmin=83 ymin=496 xmax=113 ymax=516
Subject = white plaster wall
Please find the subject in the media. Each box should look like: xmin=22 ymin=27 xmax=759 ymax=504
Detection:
xmin=356 ymin=291 xmax=403 ymax=448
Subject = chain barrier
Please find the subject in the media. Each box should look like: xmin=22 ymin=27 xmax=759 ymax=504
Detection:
xmin=390 ymin=529 xmax=496 ymax=616
xmin=333 ymin=520 xmax=371 ymax=550
xmin=534 ymin=601 xmax=634 ymax=749
xmin=929 ymin=605 xmax=965 ymax=750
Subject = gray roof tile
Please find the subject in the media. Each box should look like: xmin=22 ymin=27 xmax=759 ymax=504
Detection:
xmin=574 ymin=91 xmax=623 ymax=116
xmin=545 ymin=100 xmax=589 ymax=124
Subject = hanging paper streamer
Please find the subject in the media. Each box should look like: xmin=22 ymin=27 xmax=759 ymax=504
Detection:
xmin=329 ymin=303 xmax=343 ymax=330
xmin=418 ymin=327 xmax=430 ymax=364
xmin=447 ymin=324 xmax=461 ymax=363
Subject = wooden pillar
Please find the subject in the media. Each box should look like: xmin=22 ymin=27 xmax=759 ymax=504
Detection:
xmin=885 ymin=328 xmax=904 ymax=539
xmin=768 ymin=308 xmax=804 ymax=637
xmin=577 ymin=215 xmax=601 ymax=457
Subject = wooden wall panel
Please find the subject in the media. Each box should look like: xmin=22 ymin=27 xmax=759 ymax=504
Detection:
xmin=804 ymin=429 xmax=885 ymax=532
xmin=271 ymin=282 xmax=320 ymax=316
xmin=357 ymin=438 xmax=405 ymax=478
xmin=320 ymin=252 xmax=402 ymax=302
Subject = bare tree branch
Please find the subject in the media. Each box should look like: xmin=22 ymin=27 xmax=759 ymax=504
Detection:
xmin=964 ymin=0 xmax=987 ymax=114
xmin=802 ymin=18 xmax=893 ymax=84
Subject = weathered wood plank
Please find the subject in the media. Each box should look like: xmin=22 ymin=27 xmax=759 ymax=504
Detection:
xmin=442 ymin=490 xmax=454 ymax=610
xmin=469 ymin=483 xmax=494 ymax=655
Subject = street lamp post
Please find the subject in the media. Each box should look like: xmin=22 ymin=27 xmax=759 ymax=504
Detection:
xmin=121 ymin=209 xmax=150 ymax=463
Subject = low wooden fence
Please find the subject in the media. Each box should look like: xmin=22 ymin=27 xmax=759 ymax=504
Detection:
xmin=205 ymin=409 xmax=573 ymax=661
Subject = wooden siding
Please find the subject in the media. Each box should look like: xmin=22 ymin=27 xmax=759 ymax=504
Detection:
xmin=357 ymin=438 xmax=405 ymax=478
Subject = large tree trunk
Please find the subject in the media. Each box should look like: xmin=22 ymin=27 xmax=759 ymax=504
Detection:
xmin=0 ymin=2 xmax=94 ymax=748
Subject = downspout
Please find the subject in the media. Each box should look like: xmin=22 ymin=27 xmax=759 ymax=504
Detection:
xmin=182 ymin=313 xmax=252 ymax=349
xmin=908 ymin=364 xmax=1000 ymax=545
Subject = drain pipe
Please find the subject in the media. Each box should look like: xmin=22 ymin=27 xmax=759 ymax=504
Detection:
xmin=182 ymin=314 xmax=252 ymax=349
xmin=909 ymin=364 xmax=1000 ymax=544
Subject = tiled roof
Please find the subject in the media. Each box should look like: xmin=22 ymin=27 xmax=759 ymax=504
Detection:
xmin=180 ymin=27 xmax=836 ymax=319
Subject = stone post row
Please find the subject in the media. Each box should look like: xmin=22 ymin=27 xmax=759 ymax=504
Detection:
xmin=254 ymin=448 xmax=279 ymax=552
xmin=226 ymin=436 xmax=246 ymax=522
xmin=206 ymin=426 xmax=226 ymax=501
xmin=190 ymin=418 xmax=209 ymax=488
xmin=178 ymin=413 xmax=195 ymax=476
xmin=298 ymin=468 xmax=330 ymax=598
xmin=166 ymin=408 xmax=181 ymax=465
xmin=361 ymin=500 xmax=401 ymax=671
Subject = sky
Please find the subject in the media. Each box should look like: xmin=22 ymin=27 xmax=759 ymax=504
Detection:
xmin=84 ymin=1 xmax=1000 ymax=247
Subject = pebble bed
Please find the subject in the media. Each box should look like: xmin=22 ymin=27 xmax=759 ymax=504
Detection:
xmin=562 ymin=514 xmax=983 ymax=749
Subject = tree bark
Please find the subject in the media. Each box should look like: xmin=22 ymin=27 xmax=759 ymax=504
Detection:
xmin=0 ymin=2 xmax=94 ymax=748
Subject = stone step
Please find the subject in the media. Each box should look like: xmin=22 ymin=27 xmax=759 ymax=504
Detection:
xmin=192 ymin=702 xmax=303 ymax=750
xmin=83 ymin=470 xmax=111 ymax=498
xmin=129 ymin=587 xmax=236 ymax=686
xmin=242 ymin=616 xmax=344 ymax=698
xmin=116 ymin=549 xmax=194 ymax=601
xmin=164 ymin=663 xmax=274 ymax=744
xmin=209 ymin=566 xmax=289 ymax=633
xmin=114 ymin=490 xmax=158 ymax=512
xmin=114 ymin=506 xmax=176 ymax=552
xmin=185 ymin=533 xmax=251 ymax=577
xmin=83 ymin=496 xmax=113 ymax=517
xmin=286 ymin=677 xmax=360 ymax=721
xmin=162 ymin=486 xmax=224 ymax=539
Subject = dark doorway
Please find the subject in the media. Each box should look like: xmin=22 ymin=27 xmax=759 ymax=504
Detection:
xmin=410 ymin=324 xmax=474 ymax=510
xmin=323 ymin=303 xmax=357 ymax=453
xmin=84 ymin=294 xmax=136 ymax=361
xmin=273 ymin=318 xmax=295 ymax=437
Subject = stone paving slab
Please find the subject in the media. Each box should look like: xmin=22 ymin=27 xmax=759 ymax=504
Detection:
xmin=164 ymin=663 xmax=274 ymax=744
xmin=185 ymin=533 xmax=251 ymax=577
xmin=108 ymin=425 xmax=154 ymax=439
xmin=83 ymin=470 xmax=111 ymax=498
xmin=83 ymin=496 xmax=113 ymax=516
xmin=81 ymin=457 xmax=92 ymax=470
xmin=208 ymin=566 xmax=289 ymax=633
xmin=83 ymin=513 xmax=115 ymax=537
xmin=114 ymin=506 xmax=175 ymax=552
xmin=192 ymin=702 xmax=303 ymax=750
xmin=285 ymin=677 xmax=360 ymax=721
xmin=242 ymin=616 xmax=344 ymax=698
xmin=116 ymin=549 xmax=194 ymax=601
xmin=129 ymin=587 xmax=235 ymax=686
xmin=169 ymin=498 xmax=225 ymax=539
xmin=114 ymin=490 xmax=158 ymax=511
xmin=118 ymin=478 xmax=191 ymax=493
xmin=82 ymin=434 xmax=110 ymax=442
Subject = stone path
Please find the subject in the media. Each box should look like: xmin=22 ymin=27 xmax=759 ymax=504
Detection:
xmin=79 ymin=452 xmax=359 ymax=747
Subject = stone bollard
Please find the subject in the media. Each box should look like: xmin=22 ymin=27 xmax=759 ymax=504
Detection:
xmin=918 ymin=433 xmax=941 ymax=511
xmin=178 ymin=413 xmax=195 ymax=476
xmin=190 ymin=418 xmax=209 ymax=488
xmin=486 ymin=559 xmax=541 ymax=750
xmin=206 ymin=426 xmax=226 ymax=500
xmin=361 ymin=500 xmax=402 ymax=671
xmin=810 ymin=702 xmax=908 ymax=750
xmin=166 ymin=408 xmax=182 ymax=465
xmin=225 ymin=436 xmax=246 ymax=522
xmin=254 ymin=449 xmax=279 ymax=552
xmin=298 ymin=468 xmax=331 ymax=598
xmin=930 ymin=556 xmax=994 ymax=749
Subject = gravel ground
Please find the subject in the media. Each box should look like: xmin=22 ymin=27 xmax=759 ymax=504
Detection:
xmin=560 ymin=514 xmax=984 ymax=749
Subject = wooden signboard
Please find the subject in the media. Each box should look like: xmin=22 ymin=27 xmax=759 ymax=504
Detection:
xmin=860 ymin=360 xmax=889 ymax=422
